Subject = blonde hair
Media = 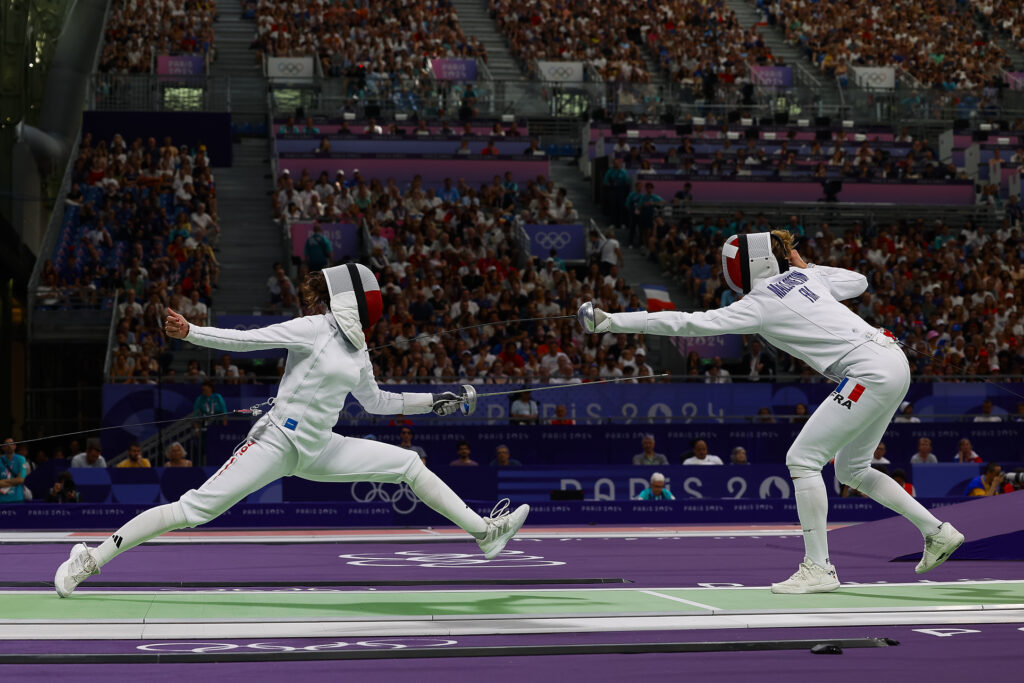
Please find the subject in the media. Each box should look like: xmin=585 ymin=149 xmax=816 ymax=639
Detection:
xmin=770 ymin=229 xmax=796 ymax=262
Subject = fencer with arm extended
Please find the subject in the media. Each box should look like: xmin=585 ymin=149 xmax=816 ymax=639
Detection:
xmin=579 ymin=231 xmax=962 ymax=594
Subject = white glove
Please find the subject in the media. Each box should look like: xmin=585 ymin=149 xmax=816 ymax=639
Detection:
xmin=577 ymin=301 xmax=611 ymax=333
xmin=431 ymin=391 xmax=463 ymax=416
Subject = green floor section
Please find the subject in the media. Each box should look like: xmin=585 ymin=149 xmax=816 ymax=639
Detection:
xmin=4 ymin=582 xmax=1023 ymax=622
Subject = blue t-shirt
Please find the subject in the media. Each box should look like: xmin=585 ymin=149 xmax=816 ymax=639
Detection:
xmin=637 ymin=487 xmax=675 ymax=500
xmin=0 ymin=454 xmax=28 ymax=503
xmin=963 ymin=475 xmax=989 ymax=496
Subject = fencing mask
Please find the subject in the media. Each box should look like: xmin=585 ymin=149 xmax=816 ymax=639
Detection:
xmin=322 ymin=263 xmax=383 ymax=349
xmin=722 ymin=233 xmax=790 ymax=294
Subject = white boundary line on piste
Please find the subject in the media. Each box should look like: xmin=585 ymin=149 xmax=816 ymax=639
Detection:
xmin=1 ymin=609 xmax=1023 ymax=641
xmin=640 ymin=590 xmax=719 ymax=611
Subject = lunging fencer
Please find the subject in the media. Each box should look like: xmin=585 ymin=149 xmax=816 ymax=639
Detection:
xmin=579 ymin=230 xmax=964 ymax=594
xmin=54 ymin=263 xmax=529 ymax=597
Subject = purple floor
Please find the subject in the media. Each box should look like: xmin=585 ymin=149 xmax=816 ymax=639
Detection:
xmin=2 ymin=624 xmax=1018 ymax=682
xmin=8 ymin=536 xmax=1021 ymax=589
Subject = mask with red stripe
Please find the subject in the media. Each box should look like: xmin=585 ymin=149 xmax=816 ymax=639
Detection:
xmin=322 ymin=263 xmax=382 ymax=349
xmin=721 ymin=233 xmax=790 ymax=294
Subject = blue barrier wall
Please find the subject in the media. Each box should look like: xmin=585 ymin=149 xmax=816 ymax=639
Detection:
xmin=82 ymin=111 xmax=233 ymax=167
xmin=101 ymin=381 xmax=1024 ymax=457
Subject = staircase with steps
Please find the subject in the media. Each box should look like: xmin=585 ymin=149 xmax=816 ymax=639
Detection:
xmin=725 ymin=0 xmax=843 ymax=114
xmin=210 ymin=3 xmax=266 ymax=126
xmin=212 ymin=137 xmax=283 ymax=316
xmin=450 ymin=0 xmax=526 ymax=82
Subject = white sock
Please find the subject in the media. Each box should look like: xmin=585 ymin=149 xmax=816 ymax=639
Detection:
xmin=852 ymin=468 xmax=942 ymax=536
xmin=405 ymin=459 xmax=487 ymax=537
xmin=793 ymin=475 xmax=830 ymax=568
xmin=92 ymin=502 xmax=187 ymax=568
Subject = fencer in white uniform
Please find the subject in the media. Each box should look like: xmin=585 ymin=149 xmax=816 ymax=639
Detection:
xmin=579 ymin=231 xmax=964 ymax=593
xmin=55 ymin=263 xmax=529 ymax=597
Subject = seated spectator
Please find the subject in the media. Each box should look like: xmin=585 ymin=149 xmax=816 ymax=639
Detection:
xmin=70 ymin=438 xmax=106 ymax=468
xmin=755 ymin=407 xmax=776 ymax=424
xmin=550 ymin=404 xmax=576 ymax=424
xmin=892 ymin=401 xmax=921 ymax=423
xmin=683 ymin=439 xmax=723 ymax=465
xmin=46 ymin=472 xmax=80 ymax=503
xmin=397 ymin=426 xmax=427 ymax=464
xmin=953 ymin=438 xmax=983 ymax=463
xmin=730 ymin=446 xmax=749 ymax=465
xmin=964 ymin=462 xmax=1005 ymax=497
xmin=509 ymin=390 xmax=538 ymax=425
xmin=0 ymin=437 xmax=27 ymax=503
xmin=449 ymin=440 xmax=479 ymax=467
xmin=636 ymin=472 xmax=676 ymax=500
xmin=490 ymin=444 xmax=523 ymax=468
xmin=165 ymin=442 xmax=193 ymax=467
xmin=973 ymin=399 xmax=1002 ymax=422
xmin=632 ymin=434 xmax=669 ymax=466
xmin=790 ymin=403 xmax=810 ymax=424
xmin=871 ymin=443 xmax=891 ymax=466
xmin=214 ymin=354 xmax=240 ymax=384
xmin=910 ymin=437 xmax=938 ymax=464
xmin=891 ymin=469 xmax=916 ymax=497
xmin=117 ymin=443 xmax=151 ymax=468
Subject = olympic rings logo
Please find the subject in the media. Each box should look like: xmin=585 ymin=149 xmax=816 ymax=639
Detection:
xmin=533 ymin=231 xmax=572 ymax=250
xmin=137 ymin=639 xmax=458 ymax=653
xmin=337 ymin=550 xmax=567 ymax=568
xmin=276 ymin=61 xmax=307 ymax=76
xmin=349 ymin=481 xmax=420 ymax=514
xmin=545 ymin=65 xmax=578 ymax=80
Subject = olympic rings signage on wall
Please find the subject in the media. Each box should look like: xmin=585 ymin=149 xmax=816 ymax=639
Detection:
xmin=852 ymin=66 xmax=895 ymax=91
xmin=266 ymin=56 xmax=315 ymax=82
xmin=536 ymin=61 xmax=585 ymax=83
xmin=524 ymin=223 xmax=586 ymax=261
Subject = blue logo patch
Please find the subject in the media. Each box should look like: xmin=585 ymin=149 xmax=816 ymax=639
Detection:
xmin=284 ymin=418 xmax=298 ymax=430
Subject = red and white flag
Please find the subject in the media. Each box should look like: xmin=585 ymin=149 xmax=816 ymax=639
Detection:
xmin=643 ymin=284 xmax=675 ymax=312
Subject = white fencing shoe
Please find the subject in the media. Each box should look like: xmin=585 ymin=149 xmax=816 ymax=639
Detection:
xmin=54 ymin=543 xmax=100 ymax=598
xmin=771 ymin=557 xmax=840 ymax=594
xmin=477 ymin=499 xmax=530 ymax=560
xmin=916 ymin=523 xmax=965 ymax=574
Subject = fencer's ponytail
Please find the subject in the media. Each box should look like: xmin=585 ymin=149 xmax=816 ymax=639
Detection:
xmin=300 ymin=271 xmax=330 ymax=310
xmin=770 ymin=229 xmax=796 ymax=262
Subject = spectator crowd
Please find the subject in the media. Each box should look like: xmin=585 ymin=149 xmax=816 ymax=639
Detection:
xmin=98 ymin=0 xmax=218 ymax=74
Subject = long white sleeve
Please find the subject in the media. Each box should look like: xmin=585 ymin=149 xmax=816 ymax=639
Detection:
xmin=186 ymin=317 xmax=318 ymax=353
xmin=809 ymin=265 xmax=868 ymax=301
xmin=349 ymin=353 xmax=434 ymax=415
xmin=608 ymin=298 xmax=763 ymax=337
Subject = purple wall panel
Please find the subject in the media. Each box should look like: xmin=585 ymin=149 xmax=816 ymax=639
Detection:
xmin=277 ymin=156 xmax=550 ymax=184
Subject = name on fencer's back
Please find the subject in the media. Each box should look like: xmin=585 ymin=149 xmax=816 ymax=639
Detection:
xmin=766 ymin=271 xmax=818 ymax=302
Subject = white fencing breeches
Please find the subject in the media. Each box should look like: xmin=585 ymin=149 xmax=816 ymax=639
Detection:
xmin=786 ymin=339 xmax=911 ymax=487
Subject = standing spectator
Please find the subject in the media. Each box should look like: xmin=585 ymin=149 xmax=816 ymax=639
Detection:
xmin=892 ymin=470 xmax=916 ymax=497
xmin=117 ymin=443 xmax=151 ymax=468
xmin=683 ymin=440 xmax=723 ymax=465
xmin=598 ymin=229 xmax=623 ymax=276
xmin=70 ymin=438 xmax=106 ymax=468
xmin=510 ymin=390 xmax=538 ymax=425
xmin=602 ymin=158 xmax=630 ymax=229
xmin=730 ymin=447 xmax=749 ymax=465
xmin=304 ymin=222 xmax=333 ymax=270
xmin=0 ymin=437 xmax=27 ymax=503
xmin=490 ymin=444 xmax=523 ymax=468
xmin=636 ymin=472 xmax=676 ymax=500
xmin=632 ymin=434 xmax=669 ymax=466
xmin=910 ymin=437 xmax=938 ymax=464
xmin=449 ymin=440 xmax=479 ymax=467
xmin=892 ymin=401 xmax=921 ymax=423
xmin=953 ymin=438 xmax=983 ymax=463
xmin=973 ymin=399 xmax=1002 ymax=423
xmin=46 ymin=472 xmax=80 ymax=503
xmin=193 ymin=381 xmax=228 ymax=425
xmin=164 ymin=442 xmax=193 ymax=467
xmin=872 ymin=443 xmax=891 ymax=466
xmin=964 ymin=463 xmax=1005 ymax=497
xmin=398 ymin=426 xmax=427 ymax=464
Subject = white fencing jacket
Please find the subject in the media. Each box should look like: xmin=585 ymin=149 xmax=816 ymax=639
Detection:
xmin=185 ymin=314 xmax=432 ymax=456
xmin=608 ymin=265 xmax=883 ymax=379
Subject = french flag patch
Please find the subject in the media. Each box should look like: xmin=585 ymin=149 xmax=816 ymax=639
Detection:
xmin=832 ymin=378 xmax=865 ymax=409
